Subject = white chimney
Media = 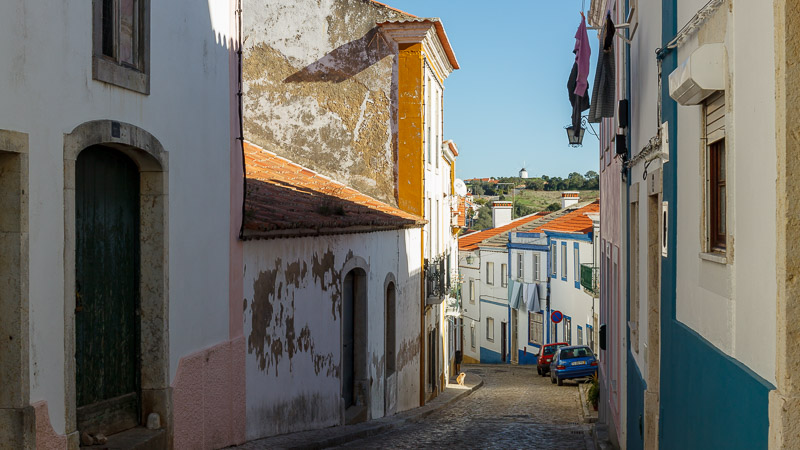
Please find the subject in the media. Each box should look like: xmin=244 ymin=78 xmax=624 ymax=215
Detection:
xmin=561 ymin=191 xmax=580 ymax=208
xmin=491 ymin=201 xmax=513 ymax=228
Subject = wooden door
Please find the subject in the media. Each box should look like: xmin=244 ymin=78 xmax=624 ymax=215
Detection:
xmin=501 ymin=322 xmax=507 ymax=362
xmin=75 ymin=146 xmax=140 ymax=435
xmin=342 ymin=272 xmax=355 ymax=408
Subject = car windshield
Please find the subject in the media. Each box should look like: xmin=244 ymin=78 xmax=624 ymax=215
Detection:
xmin=560 ymin=347 xmax=593 ymax=360
xmin=543 ymin=346 xmax=559 ymax=355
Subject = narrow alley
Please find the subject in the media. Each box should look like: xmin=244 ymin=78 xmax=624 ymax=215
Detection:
xmin=339 ymin=365 xmax=592 ymax=449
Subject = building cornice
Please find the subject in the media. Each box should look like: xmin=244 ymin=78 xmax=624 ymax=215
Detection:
xmin=378 ymin=19 xmax=459 ymax=81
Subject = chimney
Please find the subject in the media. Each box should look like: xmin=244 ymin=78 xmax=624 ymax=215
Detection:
xmin=491 ymin=201 xmax=513 ymax=228
xmin=561 ymin=191 xmax=580 ymax=208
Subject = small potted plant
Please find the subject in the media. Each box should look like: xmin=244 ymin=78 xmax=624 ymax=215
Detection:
xmin=587 ymin=373 xmax=599 ymax=411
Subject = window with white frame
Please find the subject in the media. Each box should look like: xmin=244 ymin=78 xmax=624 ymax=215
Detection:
xmin=561 ymin=242 xmax=567 ymax=280
xmin=470 ymin=323 xmax=476 ymax=349
xmin=501 ymin=264 xmax=507 ymax=287
xmin=517 ymin=253 xmax=524 ymax=280
xmin=486 ymin=262 xmax=494 ymax=285
xmin=574 ymin=244 xmax=580 ymax=287
xmin=486 ymin=317 xmax=495 ymax=342
xmin=564 ymin=317 xmax=572 ymax=345
xmin=550 ymin=243 xmax=557 ymax=276
xmin=469 ymin=279 xmax=475 ymax=304
xmin=577 ymin=326 xmax=583 ymax=345
xmin=533 ymin=253 xmax=541 ymax=281
xmin=529 ymin=312 xmax=543 ymax=345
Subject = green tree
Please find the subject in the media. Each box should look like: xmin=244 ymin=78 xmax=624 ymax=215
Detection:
xmin=473 ymin=205 xmax=493 ymax=230
xmin=546 ymin=202 xmax=561 ymax=211
xmin=567 ymin=172 xmax=586 ymax=190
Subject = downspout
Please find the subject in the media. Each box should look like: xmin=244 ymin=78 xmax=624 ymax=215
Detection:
xmin=236 ymin=0 xmax=246 ymax=239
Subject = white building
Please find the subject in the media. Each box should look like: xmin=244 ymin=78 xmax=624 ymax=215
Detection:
xmin=458 ymin=199 xmax=597 ymax=365
xmin=0 ymin=0 xmax=241 ymax=447
xmin=519 ymin=167 xmax=529 ymax=179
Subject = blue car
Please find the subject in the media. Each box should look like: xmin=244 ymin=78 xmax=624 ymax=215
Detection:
xmin=550 ymin=345 xmax=598 ymax=386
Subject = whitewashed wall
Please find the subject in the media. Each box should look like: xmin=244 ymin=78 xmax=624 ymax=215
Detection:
xmin=0 ymin=0 xmax=234 ymax=435
xmin=672 ymin=0 xmax=776 ymax=384
xmin=242 ymin=229 xmax=422 ymax=440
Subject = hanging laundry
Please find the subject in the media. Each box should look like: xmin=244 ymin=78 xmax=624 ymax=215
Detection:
xmin=574 ymin=15 xmax=591 ymax=97
xmin=521 ymin=283 xmax=528 ymax=309
xmin=588 ymin=13 xmax=616 ymax=122
xmin=568 ymin=16 xmax=591 ymax=132
xmin=509 ymin=280 xmax=522 ymax=310
xmin=531 ymin=283 xmax=541 ymax=312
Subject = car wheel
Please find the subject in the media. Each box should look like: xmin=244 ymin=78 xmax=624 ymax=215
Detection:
xmin=557 ymin=377 xmax=563 ymax=386
xmin=537 ymin=367 xmax=541 ymax=375
xmin=550 ymin=373 xmax=556 ymax=384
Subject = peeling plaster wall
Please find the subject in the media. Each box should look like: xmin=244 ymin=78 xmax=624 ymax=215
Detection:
xmin=242 ymin=0 xmax=408 ymax=206
xmin=242 ymin=229 xmax=421 ymax=440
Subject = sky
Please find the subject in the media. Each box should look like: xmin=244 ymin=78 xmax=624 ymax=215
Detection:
xmin=390 ymin=0 xmax=602 ymax=180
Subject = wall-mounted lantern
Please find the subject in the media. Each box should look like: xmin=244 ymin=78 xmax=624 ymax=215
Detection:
xmin=465 ymin=254 xmax=474 ymax=264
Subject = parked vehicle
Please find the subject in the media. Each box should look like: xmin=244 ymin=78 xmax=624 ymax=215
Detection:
xmin=537 ymin=342 xmax=567 ymax=376
xmin=550 ymin=345 xmax=598 ymax=386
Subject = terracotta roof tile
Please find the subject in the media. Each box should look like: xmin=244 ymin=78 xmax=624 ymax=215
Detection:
xmin=458 ymin=212 xmax=550 ymax=251
xmin=243 ymin=142 xmax=424 ymax=239
xmin=533 ymin=201 xmax=599 ymax=234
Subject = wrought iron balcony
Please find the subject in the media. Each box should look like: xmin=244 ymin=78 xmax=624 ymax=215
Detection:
xmin=580 ymin=263 xmax=599 ymax=297
xmin=425 ymin=255 xmax=453 ymax=305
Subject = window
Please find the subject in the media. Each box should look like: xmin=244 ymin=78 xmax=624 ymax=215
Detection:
xmin=561 ymin=242 xmax=567 ymax=281
xmin=436 ymin=199 xmax=440 ymax=252
xmin=93 ymin=0 xmax=150 ymax=94
xmin=501 ymin=264 xmax=508 ymax=287
xmin=550 ymin=243 xmax=557 ymax=277
xmin=529 ymin=312 xmax=543 ymax=345
xmin=574 ymin=243 xmax=580 ymax=289
xmin=470 ymin=323 xmax=476 ymax=349
xmin=564 ymin=317 xmax=572 ymax=345
xmin=704 ymin=91 xmax=726 ymax=253
xmin=577 ymin=326 xmax=583 ymax=345
xmin=708 ymin=139 xmax=726 ymax=251
xmin=517 ymin=253 xmax=524 ymax=280
xmin=486 ymin=317 xmax=495 ymax=342
xmin=550 ymin=320 xmax=557 ymax=343
xmin=469 ymin=279 xmax=475 ymax=304
xmin=533 ymin=253 xmax=540 ymax=281
xmin=486 ymin=262 xmax=494 ymax=285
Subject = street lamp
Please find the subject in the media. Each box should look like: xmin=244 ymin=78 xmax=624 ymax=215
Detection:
xmin=465 ymin=254 xmax=475 ymax=264
xmin=565 ymin=116 xmax=598 ymax=148
xmin=566 ymin=125 xmax=585 ymax=147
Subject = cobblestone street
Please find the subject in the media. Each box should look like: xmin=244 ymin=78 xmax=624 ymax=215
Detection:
xmin=338 ymin=364 xmax=593 ymax=449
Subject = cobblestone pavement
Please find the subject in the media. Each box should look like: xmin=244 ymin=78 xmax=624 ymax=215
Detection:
xmin=336 ymin=364 xmax=593 ymax=449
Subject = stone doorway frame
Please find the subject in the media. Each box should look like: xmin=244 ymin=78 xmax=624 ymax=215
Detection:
xmin=63 ymin=120 xmax=170 ymax=445
xmin=0 ymin=129 xmax=32 ymax=447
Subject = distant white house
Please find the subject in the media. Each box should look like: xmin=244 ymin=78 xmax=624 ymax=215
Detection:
xmin=458 ymin=197 xmax=599 ymax=365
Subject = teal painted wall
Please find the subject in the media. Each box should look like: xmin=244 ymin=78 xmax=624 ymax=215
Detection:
xmin=626 ymin=356 xmax=645 ymax=450
xmin=659 ymin=322 xmax=772 ymax=449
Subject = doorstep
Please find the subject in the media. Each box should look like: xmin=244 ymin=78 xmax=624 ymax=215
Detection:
xmin=81 ymin=427 xmax=166 ymax=450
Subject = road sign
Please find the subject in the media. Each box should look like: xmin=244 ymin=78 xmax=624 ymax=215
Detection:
xmin=551 ymin=310 xmax=563 ymax=324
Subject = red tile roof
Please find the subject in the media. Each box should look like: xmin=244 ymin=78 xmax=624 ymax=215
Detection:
xmin=458 ymin=212 xmax=550 ymax=251
xmin=457 ymin=197 xmax=466 ymax=227
xmin=534 ymin=201 xmax=599 ymax=234
xmin=243 ymin=142 xmax=424 ymax=239
xmin=368 ymin=0 xmax=418 ymax=18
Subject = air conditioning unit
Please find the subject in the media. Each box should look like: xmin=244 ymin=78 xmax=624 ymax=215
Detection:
xmin=668 ymin=43 xmax=724 ymax=106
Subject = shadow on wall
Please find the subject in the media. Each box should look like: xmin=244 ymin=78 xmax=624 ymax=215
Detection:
xmin=284 ymin=28 xmax=393 ymax=84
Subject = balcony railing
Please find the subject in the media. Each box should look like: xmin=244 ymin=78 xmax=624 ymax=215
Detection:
xmin=425 ymin=256 xmax=447 ymax=304
xmin=580 ymin=264 xmax=599 ymax=297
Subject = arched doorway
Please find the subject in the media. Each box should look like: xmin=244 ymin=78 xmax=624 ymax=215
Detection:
xmin=64 ymin=120 xmax=168 ymax=440
xmin=75 ymin=146 xmax=141 ymax=435
xmin=384 ymin=281 xmax=396 ymax=416
xmin=342 ymin=266 xmax=367 ymax=423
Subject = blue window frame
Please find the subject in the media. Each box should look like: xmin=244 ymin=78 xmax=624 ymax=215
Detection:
xmin=561 ymin=241 xmax=567 ymax=281
xmin=574 ymin=242 xmax=581 ymax=289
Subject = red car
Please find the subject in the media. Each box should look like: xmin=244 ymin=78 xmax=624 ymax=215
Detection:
xmin=537 ymin=342 xmax=568 ymax=376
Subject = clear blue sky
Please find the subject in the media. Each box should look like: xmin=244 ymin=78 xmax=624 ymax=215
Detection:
xmin=391 ymin=0 xmax=601 ymax=180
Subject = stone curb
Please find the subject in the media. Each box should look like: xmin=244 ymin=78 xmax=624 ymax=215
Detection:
xmin=238 ymin=375 xmax=485 ymax=450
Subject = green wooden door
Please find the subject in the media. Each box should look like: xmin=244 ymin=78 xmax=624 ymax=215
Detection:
xmin=75 ymin=145 xmax=140 ymax=435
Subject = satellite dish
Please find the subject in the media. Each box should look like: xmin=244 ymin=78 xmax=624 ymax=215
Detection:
xmin=454 ymin=179 xmax=467 ymax=197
